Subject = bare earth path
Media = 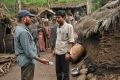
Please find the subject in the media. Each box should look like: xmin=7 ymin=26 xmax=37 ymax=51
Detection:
xmin=0 ymin=52 xmax=76 ymax=80
xmin=0 ymin=52 xmax=56 ymax=80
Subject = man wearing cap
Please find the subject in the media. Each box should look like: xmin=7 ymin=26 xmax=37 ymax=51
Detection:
xmin=14 ymin=10 xmax=49 ymax=80
xmin=51 ymin=11 xmax=75 ymax=80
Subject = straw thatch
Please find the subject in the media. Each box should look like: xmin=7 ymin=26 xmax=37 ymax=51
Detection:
xmin=38 ymin=9 xmax=55 ymax=15
xmin=75 ymin=0 xmax=120 ymax=38
xmin=0 ymin=3 xmax=14 ymax=53
xmin=75 ymin=0 xmax=120 ymax=69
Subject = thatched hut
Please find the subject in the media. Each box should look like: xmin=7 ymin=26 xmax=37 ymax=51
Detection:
xmin=75 ymin=0 xmax=120 ymax=74
xmin=0 ymin=8 xmax=14 ymax=53
xmin=50 ymin=2 xmax=87 ymax=16
xmin=38 ymin=9 xmax=55 ymax=19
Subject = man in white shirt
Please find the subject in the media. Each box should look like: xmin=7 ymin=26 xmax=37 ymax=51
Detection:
xmin=52 ymin=11 xmax=75 ymax=80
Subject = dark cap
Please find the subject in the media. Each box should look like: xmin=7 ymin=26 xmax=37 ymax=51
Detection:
xmin=55 ymin=10 xmax=65 ymax=18
xmin=18 ymin=10 xmax=35 ymax=17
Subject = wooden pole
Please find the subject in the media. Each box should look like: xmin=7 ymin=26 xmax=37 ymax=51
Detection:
xmin=47 ymin=0 xmax=50 ymax=8
xmin=87 ymin=0 xmax=92 ymax=14
xmin=18 ymin=0 xmax=21 ymax=11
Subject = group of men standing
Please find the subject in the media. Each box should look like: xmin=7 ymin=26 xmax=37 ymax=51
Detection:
xmin=14 ymin=10 xmax=75 ymax=80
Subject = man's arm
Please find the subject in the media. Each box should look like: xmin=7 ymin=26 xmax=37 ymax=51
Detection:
xmin=65 ymin=24 xmax=75 ymax=60
xmin=68 ymin=24 xmax=75 ymax=51
xmin=19 ymin=31 xmax=37 ymax=58
xmin=67 ymin=42 xmax=74 ymax=52
xmin=19 ymin=31 xmax=49 ymax=64
xmin=34 ymin=56 xmax=49 ymax=64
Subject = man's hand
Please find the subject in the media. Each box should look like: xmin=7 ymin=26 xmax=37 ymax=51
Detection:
xmin=65 ymin=53 xmax=70 ymax=61
xmin=39 ymin=58 xmax=49 ymax=64
xmin=34 ymin=56 xmax=49 ymax=64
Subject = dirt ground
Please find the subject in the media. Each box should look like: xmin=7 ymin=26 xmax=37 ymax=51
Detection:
xmin=0 ymin=52 xmax=76 ymax=80
xmin=0 ymin=52 xmax=56 ymax=80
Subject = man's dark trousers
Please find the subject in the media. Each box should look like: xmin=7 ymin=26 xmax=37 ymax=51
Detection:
xmin=56 ymin=54 xmax=69 ymax=80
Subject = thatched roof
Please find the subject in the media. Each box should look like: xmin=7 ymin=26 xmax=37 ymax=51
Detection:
xmin=0 ymin=8 xmax=7 ymax=19
xmin=38 ymin=9 xmax=55 ymax=15
xmin=50 ymin=2 xmax=86 ymax=9
xmin=75 ymin=0 xmax=120 ymax=38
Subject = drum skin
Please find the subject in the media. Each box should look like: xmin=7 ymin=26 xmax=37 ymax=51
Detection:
xmin=70 ymin=43 xmax=86 ymax=64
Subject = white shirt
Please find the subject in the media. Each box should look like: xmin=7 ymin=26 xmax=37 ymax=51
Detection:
xmin=55 ymin=22 xmax=75 ymax=55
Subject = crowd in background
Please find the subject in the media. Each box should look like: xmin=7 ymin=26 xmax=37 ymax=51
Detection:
xmin=28 ymin=11 xmax=80 ymax=53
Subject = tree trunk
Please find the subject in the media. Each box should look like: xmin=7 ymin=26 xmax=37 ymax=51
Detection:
xmin=18 ymin=0 xmax=21 ymax=11
xmin=87 ymin=0 xmax=92 ymax=14
xmin=47 ymin=0 xmax=50 ymax=8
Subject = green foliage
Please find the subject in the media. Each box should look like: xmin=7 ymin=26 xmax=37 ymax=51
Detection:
xmin=92 ymin=0 xmax=108 ymax=12
xmin=4 ymin=0 xmax=15 ymax=4
xmin=1 ymin=0 xmax=16 ymax=17
xmin=22 ymin=0 xmax=48 ymax=5
xmin=21 ymin=0 xmax=84 ymax=4
xmin=1 ymin=0 xmax=109 ymax=16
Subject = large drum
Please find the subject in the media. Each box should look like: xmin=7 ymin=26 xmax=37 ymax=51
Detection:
xmin=70 ymin=43 xmax=86 ymax=64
